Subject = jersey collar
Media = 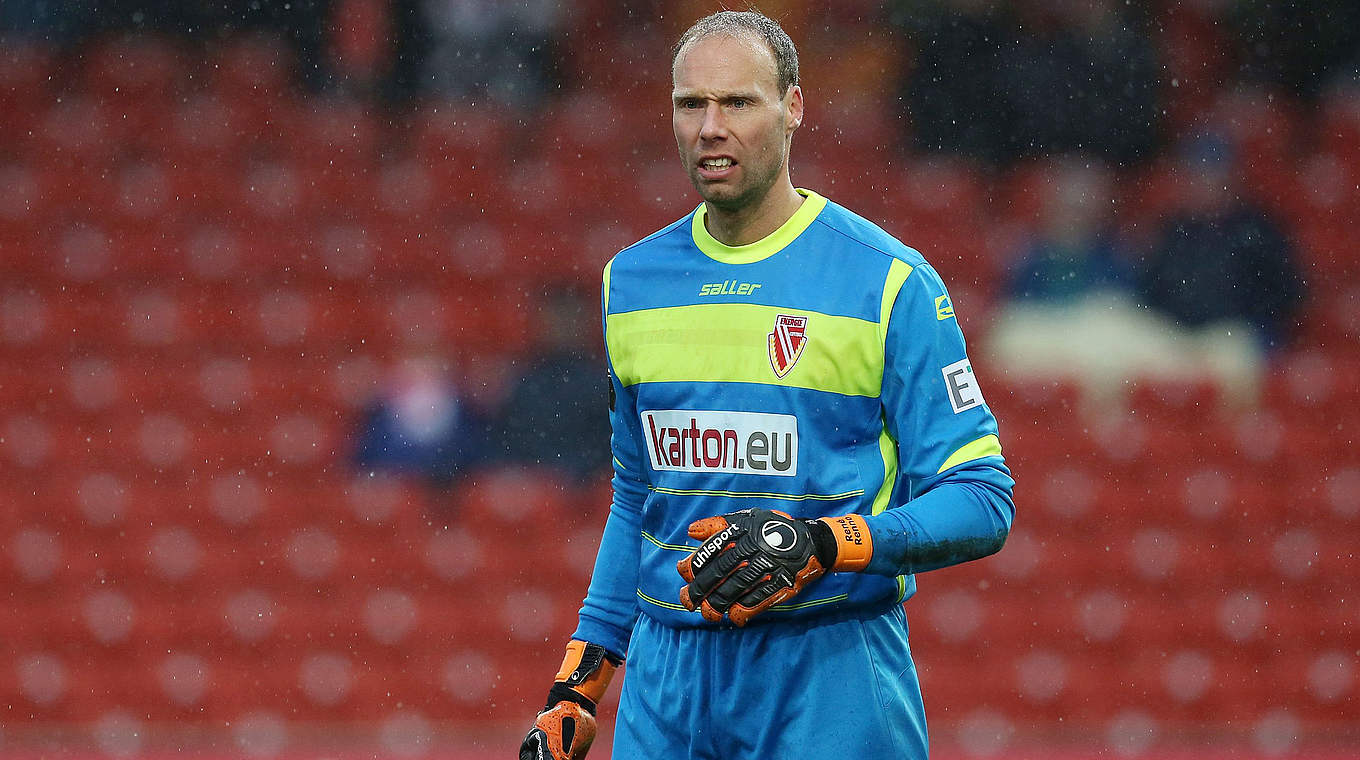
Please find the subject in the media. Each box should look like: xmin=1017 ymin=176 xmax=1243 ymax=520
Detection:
xmin=691 ymin=188 xmax=827 ymax=265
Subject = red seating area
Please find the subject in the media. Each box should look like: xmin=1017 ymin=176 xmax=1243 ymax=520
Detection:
xmin=1 ymin=26 xmax=1357 ymax=758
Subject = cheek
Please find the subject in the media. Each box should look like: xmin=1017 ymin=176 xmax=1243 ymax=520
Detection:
xmin=673 ymin=115 xmax=698 ymax=146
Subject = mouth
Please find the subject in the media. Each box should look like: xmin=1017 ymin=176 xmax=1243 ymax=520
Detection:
xmin=696 ymin=156 xmax=737 ymax=179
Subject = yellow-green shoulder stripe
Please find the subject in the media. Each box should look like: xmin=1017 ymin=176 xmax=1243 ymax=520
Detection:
xmin=937 ymin=434 xmax=1003 ymax=474
xmin=866 ymin=261 xmax=912 ymax=517
xmin=870 ymin=424 xmax=899 ymax=515
xmin=602 ymin=257 xmax=615 ymax=313
xmin=879 ymin=258 xmax=914 ymax=347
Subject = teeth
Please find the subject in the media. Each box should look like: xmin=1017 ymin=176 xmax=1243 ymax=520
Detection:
xmin=703 ymin=158 xmax=733 ymax=169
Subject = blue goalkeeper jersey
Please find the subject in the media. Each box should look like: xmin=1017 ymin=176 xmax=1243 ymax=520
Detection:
xmin=574 ymin=190 xmax=1015 ymax=656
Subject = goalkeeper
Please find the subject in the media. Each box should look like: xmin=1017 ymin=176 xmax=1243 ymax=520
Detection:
xmin=519 ymin=10 xmax=1015 ymax=760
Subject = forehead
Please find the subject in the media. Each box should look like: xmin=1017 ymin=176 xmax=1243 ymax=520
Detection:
xmin=672 ymin=32 xmax=781 ymax=96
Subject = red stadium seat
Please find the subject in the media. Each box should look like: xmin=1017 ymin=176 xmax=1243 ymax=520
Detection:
xmin=164 ymin=93 xmax=250 ymax=165
xmin=4 ymin=13 xmax=1359 ymax=748
xmin=0 ymin=39 xmax=55 ymax=107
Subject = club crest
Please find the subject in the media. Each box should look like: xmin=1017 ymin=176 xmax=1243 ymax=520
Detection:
xmin=767 ymin=314 xmax=808 ymax=378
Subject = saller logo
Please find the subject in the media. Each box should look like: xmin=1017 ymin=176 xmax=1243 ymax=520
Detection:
xmin=642 ymin=410 xmax=798 ymax=476
xmin=768 ymin=314 xmax=808 ymax=378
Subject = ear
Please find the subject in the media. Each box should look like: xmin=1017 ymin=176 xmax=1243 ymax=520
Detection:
xmin=786 ymin=85 xmax=804 ymax=134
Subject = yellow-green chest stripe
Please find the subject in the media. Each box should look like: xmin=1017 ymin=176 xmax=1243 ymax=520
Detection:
xmin=606 ymin=303 xmax=883 ymax=397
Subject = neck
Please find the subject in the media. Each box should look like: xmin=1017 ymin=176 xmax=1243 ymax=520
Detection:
xmin=703 ymin=177 xmax=804 ymax=247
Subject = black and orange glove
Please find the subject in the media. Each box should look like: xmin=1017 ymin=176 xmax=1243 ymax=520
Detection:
xmin=518 ymin=640 xmax=622 ymax=760
xmin=677 ymin=508 xmax=873 ymax=626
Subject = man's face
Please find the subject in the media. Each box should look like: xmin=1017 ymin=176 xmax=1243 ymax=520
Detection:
xmin=672 ymin=33 xmax=802 ymax=212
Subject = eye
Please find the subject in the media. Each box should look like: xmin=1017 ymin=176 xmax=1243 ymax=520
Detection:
xmin=681 ymin=99 xmax=702 ymax=109
xmin=730 ymin=98 xmax=747 ymax=109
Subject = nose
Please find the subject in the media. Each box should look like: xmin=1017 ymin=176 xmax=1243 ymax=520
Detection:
xmin=699 ymin=102 xmax=727 ymax=141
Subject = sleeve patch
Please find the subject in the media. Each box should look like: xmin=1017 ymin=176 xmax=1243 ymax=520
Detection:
xmin=935 ymin=294 xmax=955 ymax=320
xmin=941 ymin=359 xmax=984 ymax=414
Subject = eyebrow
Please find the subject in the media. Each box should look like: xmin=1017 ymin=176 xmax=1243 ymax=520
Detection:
xmin=671 ymin=89 xmax=764 ymax=104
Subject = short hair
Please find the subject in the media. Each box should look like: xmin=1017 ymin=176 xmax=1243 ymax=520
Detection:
xmin=672 ymin=10 xmax=800 ymax=96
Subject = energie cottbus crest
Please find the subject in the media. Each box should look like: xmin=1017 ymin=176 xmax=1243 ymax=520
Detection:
xmin=767 ymin=314 xmax=808 ymax=378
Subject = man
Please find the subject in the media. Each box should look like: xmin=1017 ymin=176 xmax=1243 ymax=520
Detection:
xmin=519 ymin=10 xmax=1014 ymax=759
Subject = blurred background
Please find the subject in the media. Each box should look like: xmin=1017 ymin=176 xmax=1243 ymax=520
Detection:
xmin=0 ymin=0 xmax=1356 ymax=757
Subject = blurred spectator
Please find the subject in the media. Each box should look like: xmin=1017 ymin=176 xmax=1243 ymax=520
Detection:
xmin=196 ymin=0 xmax=335 ymax=93
xmin=0 ymin=0 xmax=334 ymax=92
xmin=1136 ymin=132 xmax=1306 ymax=351
xmin=1003 ymin=156 xmax=1132 ymax=303
xmin=983 ymin=151 xmax=1283 ymax=407
xmin=892 ymin=0 xmax=1159 ymax=166
xmin=354 ymin=350 xmax=488 ymax=495
xmin=0 ymin=0 xmax=77 ymax=40
xmin=1228 ymin=0 xmax=1360 ymax=100
xmin=419 ymin=0 xmax=564 ymax=109
xmin=1004 ymin=0 xmax=1159 ymax=164
xmin=891 ymin=0 xmax=1017 ymax=165
xmin=379 ymin=0 xmax=429 ymax=103
xmin=986 ymin=157 xmax=1154 ymax=404
xmin=497 ymin=287 xmax=610 ymax=483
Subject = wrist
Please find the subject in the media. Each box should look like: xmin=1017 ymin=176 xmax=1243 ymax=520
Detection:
xmin=546 ymin=682 xmax=597 ymax=715
xmin=546 ymin=640 xmax=622 ymax=713
xmin=812 ymin=514 xmax=873 ymax=572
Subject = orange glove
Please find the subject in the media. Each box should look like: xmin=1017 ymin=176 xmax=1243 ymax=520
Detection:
xmin=519 ymin=640 xmax=621 ymax=760
xmin=677 ymin=508 xmax=872 ymax=626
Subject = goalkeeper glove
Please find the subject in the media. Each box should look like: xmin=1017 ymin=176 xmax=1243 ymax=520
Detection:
xmin=677 ymin=508 xmax=872 ymax=626
xmin=518 ymin=640 xmax=622 ymax=760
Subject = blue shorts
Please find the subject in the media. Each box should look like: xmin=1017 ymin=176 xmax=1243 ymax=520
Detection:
xmin=614 ymin=604 xmax=928 ymax=759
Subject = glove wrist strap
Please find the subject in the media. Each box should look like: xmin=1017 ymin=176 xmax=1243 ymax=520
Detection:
xmin=546 ymin=682 xmax=597 ymax=716
xmin=815 ymin=514 xmax=874 ymax=572
xmin=547 ymin=640 xmax=622 ymax=712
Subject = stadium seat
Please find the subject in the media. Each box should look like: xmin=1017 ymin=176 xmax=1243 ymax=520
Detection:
xmin=165 ymin=94 xmax=250 ymax=165
xmin=0 ymin=40 xmax=54 ymax=117
xmin=2 ymin=12 xmax=1358 ymax=751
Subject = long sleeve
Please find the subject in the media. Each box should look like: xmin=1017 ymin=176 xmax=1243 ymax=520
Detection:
xmin=862 ymin=262 xmax=1016 ymax=576
xmin=570 ymin=265 xmax=649 ymax=659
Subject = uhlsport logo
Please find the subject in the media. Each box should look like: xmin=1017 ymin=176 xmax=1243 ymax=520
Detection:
xmin=641 ymin=410 xmax=798 ymax=476
xmin=760 ymin=520 xmax=798 ymax=551
xmin=691 ymin=523 xmax=741 ymax=571
xmin=768 ymin=314 xmax=808 ymax=378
